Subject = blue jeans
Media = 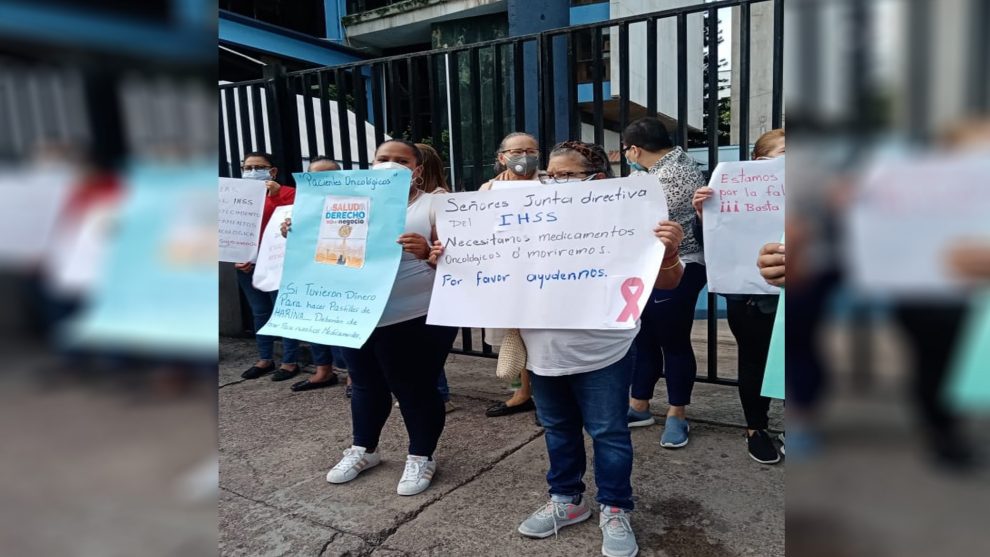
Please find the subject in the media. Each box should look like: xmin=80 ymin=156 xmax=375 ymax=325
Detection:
xmin=630 ymin=262 xmax=707 ymax=405
xmin=310 ymin=344 xmax=347 ymax=369
xmin=235 ymin=268 xmax=299 ymax=364
xmin=529 ymin=350 xmax=635 ymax=510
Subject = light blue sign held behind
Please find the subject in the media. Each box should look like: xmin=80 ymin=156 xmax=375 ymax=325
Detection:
xmin=948 ymin=292 xmax=990 ymax=411
xmin=258 ymin=169 xmax=410 ymax=348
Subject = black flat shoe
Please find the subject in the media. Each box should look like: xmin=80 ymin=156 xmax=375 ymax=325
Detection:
xmin=486 ymin=398 xmax=536 ymax=417
xmin=290 ymin=375 xmax=339 ymax=392
xmin=241 ymin=362 xmax=275 ymax=379
xmin=271 ymin=367 xmax=300 ymax=382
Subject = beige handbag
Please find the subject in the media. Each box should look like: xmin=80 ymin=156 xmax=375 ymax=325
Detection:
xmin=495 ymin=328 xmax=527 ymax=381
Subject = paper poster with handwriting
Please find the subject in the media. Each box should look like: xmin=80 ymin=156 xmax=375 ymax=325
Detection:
xmin=258 ymin=169 xmax=410 ymax=348
xmin=427 ymin=175 xmax=668 ymax=329
xmin=701 ymin=157 xmax=784 ymax=295
xmin=847 ymin=153 xmax=990 ymax=296
xmin=252 ymin=204 xmax=292 ymax=292
xmin=69 ymin=164 xmax=218 ymax=358
xmin=218 ymin=177 xmax=266 ymax=263
xmin=947 ymin=293 xmax=990 ymax=411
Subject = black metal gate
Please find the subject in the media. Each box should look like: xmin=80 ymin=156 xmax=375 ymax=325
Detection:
xmin=219 ymin=0 xmax=785 ymax=386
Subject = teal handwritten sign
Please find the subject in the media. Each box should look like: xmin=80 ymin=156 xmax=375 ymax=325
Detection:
xmin=947 ymin=292 xmax=990 ymax=411
xmin=761 ymin=294 xmax=785 ymax=399
xmin=258 ymin=169 xmax=410 ymax=348
xmin=69 ymin=164 xmax=218 ymax=357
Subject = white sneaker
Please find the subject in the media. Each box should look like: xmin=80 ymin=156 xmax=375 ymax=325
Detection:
xmin=396 ymin=455 xmax=436 ymax=496
xmin=326 ymin=446 xmax=381 ymax=484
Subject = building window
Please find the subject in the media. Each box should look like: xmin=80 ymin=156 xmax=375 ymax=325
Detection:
xmin=574 ymin=29 xmax=611 ymax=84
xmin=571 ymin=0 xmax=609 ymax=5
xmin=220 ymin=0 xmax=326 ymax=37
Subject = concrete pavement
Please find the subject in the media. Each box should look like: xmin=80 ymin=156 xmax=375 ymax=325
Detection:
xmin=220 ymin=323 xmax=784 ymax=556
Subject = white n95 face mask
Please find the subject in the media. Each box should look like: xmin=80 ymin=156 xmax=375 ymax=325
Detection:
xmin=372 ymin=161 xmax=407 ymax=171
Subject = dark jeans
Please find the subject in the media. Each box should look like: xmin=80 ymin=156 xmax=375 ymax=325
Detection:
xmin=530 ymin=350 xmax=635 ymax=510
xmin=343 ymin=316 xmax=457 ymax=457
xmin=630 ymin=262 xmax=707 ymax=406
xmin=726 ymin=298 xmax=777 ymax=430
xmin=310 ymin=343 xmax=347 ymax=369
xmin=235 ymin=268 xmax=299 ymax=364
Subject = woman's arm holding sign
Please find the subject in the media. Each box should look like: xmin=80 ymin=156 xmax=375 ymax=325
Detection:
xmin=654 ymin=220 xmax=685 ymax=290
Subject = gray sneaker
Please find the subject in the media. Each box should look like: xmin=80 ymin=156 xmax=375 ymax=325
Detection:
xmin=599 ymin=505 xmax=638 ymax=557
xmin=517 ymin=496 xmax=592 ymax=538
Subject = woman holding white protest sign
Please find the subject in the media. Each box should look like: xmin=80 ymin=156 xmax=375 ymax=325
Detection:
xmin=235 ymin=152 xmax=303 ymax=383
xmin=693 ymin=129 xmax=787 ymax=465
xmin=622 ymin=117 xmax=708 ymax=450
xmin=429 ymin=140 xmax=684 ymax=557
xmin=321 ymin=139 xmax=458 ymax=497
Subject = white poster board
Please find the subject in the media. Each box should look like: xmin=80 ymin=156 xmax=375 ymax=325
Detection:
xmin=0 ymin=168 xmax=75 ymax=266
xmin=44 ymin=201 xmax=118 ymax=296
xmin=252 ymin=204 xmax=292 ymax=292
xmin=701 ymin=157 xmax=785 ymax=295
xmin=218 ymin=177 xmax=266 ymax=263
xmin=847 ymin=152 xmax=990 ymax=296
xmin=427 ymin=175 xmax=668 ymax=329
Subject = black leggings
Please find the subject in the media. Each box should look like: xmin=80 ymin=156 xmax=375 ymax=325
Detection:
xmin=726 ymin=298 xmax=776 ymax=431
xmin=893 ymin=304 xmax=966 ymax=435
xmin=343 ymin=316 xmax=457 ymax=458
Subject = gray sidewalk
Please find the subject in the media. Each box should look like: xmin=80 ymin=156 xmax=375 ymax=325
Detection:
xmin=220 ymin=324 xmax=784 ymax=556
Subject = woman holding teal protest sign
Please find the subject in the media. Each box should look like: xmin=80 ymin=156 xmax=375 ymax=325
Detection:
xmin=324 ymin=139 xmax=458 ymax=497
xmin=693 ymin=129 xmax=786 ymax=465
xmin=428 ymin=140 xmax=685 ymax=557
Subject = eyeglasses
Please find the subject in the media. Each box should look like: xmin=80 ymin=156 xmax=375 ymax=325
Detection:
xmin=241 ymin=164 xmax=272 ymax=171
xmin=620 ymin=145 xmax=633 ymax=154
xmin=500 ymin=148 xmax=540 ymax=157
xmin=537 ymin=171 xmax=591 ymax=184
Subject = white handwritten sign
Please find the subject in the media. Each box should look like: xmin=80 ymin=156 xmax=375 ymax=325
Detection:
xmin=252 ymin=204 xmax=292 ymax=292
xmin=426 ymin=175 xmax=668 ymax=329
xmin=701 ymin=157 xmax=785 ymax=295
xmin=847 ymin=152 xmax=990 ymax=296
xmin=218 ymin=178 xmax=266 ymax=263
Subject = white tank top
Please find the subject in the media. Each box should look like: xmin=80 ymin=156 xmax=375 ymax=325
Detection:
xmin=377 ymin=192 xmax=436 ymax=327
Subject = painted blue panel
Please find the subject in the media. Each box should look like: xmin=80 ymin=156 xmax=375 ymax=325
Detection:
xmin=0 ymin=3 xmax=208 ymax=60
xmin=324 ymin=0 xmax=347 ymax=43
xmin=220 ymin=15 xmax=363 ymax=67
xmin=694 ymin=286 xmax=728 ymax=319
xmin=569 ymin=2 xmax=610 ymax=25
xmin=576 ymin=81 xmax=612 ymax=104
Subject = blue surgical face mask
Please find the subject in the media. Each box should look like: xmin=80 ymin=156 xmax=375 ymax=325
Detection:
xmin=242 ymin=168 xmax=272 ymax=181
xmin=625 ymin=148 xmax=647 ymax=172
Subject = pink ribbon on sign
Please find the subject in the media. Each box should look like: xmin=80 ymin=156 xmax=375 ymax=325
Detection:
xmin=616 ymin=277 xmax=645 ymax=323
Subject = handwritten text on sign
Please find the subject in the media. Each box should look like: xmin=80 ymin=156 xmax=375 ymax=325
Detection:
xmin=426 ymin=175 xmax=668 ymax=329
xmin=218 ymin=178 xmax=266 ymax=263
xmin=701 ymin=157 xmax=785 ymax=295
xmin=257 ymin=169 xmax=410 ymax=348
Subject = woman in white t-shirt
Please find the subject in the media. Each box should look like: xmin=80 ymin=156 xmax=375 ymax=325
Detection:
xmin=430 ymin=141 xmax=684 ymax=557
xmin=324 ymin=139 xmax=457 ymax=497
